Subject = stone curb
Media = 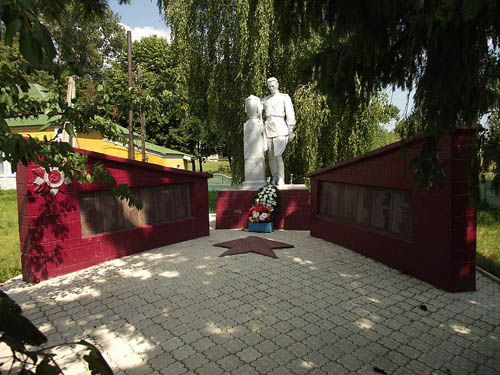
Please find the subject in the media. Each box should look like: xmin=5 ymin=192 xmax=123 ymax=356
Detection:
xmin=477 ymin=266 xmax=500 ymax=283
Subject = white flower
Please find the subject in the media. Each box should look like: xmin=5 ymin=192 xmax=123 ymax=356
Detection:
xmin=252 ymin=211 xmax=260 ymax=218
xmin=259 ymin=212 xmax=268 ymax=221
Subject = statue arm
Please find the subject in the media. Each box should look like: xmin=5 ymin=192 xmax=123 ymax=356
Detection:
xmin=284 ymin=94 xmax=296 ymax=130
xmin=258 ymin=102 xmax=268 ymax=152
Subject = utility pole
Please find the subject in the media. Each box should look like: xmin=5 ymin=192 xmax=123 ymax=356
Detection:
xmin=137 ymin=65 xmax=147 ymax=162
xmin=127 ymin=30 xmax=134 ymax=160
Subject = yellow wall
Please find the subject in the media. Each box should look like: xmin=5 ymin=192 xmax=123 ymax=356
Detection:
xmin=12 ymin=127 xmax=54 ymax=141
xmin=11 ymin=128 xmax=189 ymax=170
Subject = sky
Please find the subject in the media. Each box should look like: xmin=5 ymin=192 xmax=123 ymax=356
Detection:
xmin=384 ymin=87 xmax=415 ymax=129
xmin=109 ymin=0 xmax=413 ymax=129
xmin=109 ymin=0 xmax=170 ymax=41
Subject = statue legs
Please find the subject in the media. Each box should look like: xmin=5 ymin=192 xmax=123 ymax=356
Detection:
xmin=267 ymin=144 xmax=285 ymax=186
xmin=268 ymin=155 xmax=277 ymax=183
xmin=276 ymin=157 xmax=285 ymax=186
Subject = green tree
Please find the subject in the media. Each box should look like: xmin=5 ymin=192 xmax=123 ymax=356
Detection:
xmin=163 ymin=0 xmax=276 ymax=179
xmin=45 ymin=5 xmax=127 ymax=79
xmin=370 ymin=127 xmax=401 ymax=152
xmin=287 ymin=84 xmax=400 ymax=183
xmin=77 ymin=35 xmax=197 ymax=164
xmin=1 ymin=0 xmax=142 ymax=208
xmin=271 ymin=0 xmax=500 ymax=191
xmin=480 ymin=108 xmax=500 ymax=195
xmin=130 ymin=36 xmax=190 ymax=154
xmin=161 ymin=0 xmax=399 ymax=183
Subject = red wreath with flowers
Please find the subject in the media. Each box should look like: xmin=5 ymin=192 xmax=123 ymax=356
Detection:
xmin=248 ymin=203 xmax=272 ymax=223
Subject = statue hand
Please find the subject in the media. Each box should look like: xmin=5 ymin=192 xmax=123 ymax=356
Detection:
xmin=288 ymin=129 xmax=295 ymax=141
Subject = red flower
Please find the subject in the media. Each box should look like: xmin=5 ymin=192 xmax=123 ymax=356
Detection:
xmin=248 ymin=203 xmax=272 ymax=223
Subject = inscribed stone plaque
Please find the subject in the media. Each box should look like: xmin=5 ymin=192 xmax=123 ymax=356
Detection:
xmin=356 ymin=187 xmax=371 ymax=226
xmin=371 ymin=189 xmax=391 ymax=231
xmin=331 ymin=183 xmax=344 ymax=219
xmin=389 ymin=190 xmax=413 ymax=236
xmin=319 ymin=183 xmax=333 ymax=217
xmin=319 ymin=181 xmax=413 ymax=237
xmin=79 ymin=184 xmax=190 ymax=237
xmin=343 ymin=184 xmax=358 ymax=222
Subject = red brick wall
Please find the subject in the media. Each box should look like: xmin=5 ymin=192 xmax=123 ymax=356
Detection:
xmin=17 ymin=148 xmax=212 ymax=283
xmin=215 ymin=188 xmax=310 ymax=230
xmin=307 ymin=127 xmax=479 ymax=292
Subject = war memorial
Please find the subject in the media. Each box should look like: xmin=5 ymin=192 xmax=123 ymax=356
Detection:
xmin=2 ymin=78 xmax=499 ymax=374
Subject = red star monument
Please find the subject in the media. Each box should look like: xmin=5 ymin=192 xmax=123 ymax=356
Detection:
xmin=214 ymin=236 xmax=294 ymax=258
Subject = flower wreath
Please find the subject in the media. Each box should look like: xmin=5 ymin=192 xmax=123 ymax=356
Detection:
xmin=248 ymin=184 xmax=280 ymax=223
xmin=253 ymin=183 xmax=280 ymax=213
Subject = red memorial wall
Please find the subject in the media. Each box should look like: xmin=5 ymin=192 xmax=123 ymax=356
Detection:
xmin=216 ymin=187 xmax=310 ymax=230
xmin=16 ymin=149 xmax=212 ymax=283
xmin=307 ymin=126 xmax=480 ymax=292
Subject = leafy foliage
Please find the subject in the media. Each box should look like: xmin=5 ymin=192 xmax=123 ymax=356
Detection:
xmin=75 ymin=34 xmax=200 ymax=166
xmin=272 ymin=0 xmax=500 ymax=191
xmin=287 ymin=84 xmax=399 ymax=183
xmin=44 ymin=5 xmax=127 ymax=79
xmin=128 ymin=36 xmax=193 ymax=155
xmin=161 ymin=0 xmax=398 ymax=183
xmin=0 ymin=290 xmax=113 ymax=374
xmin=0 ymin=0 xmax=142 ymax=209
xmin=2 ymin=0 xmax=498 ymax=205
xmin=480 ymin=109 xmax=500 ymax=195
xmin=80 ymin=340 xmax=113 ymax=375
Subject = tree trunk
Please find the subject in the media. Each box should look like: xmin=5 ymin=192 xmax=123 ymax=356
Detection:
xmin=198 ymin=157 xmax=203 ymax=172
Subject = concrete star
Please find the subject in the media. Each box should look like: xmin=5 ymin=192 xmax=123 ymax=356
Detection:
xmin=215 ymin=236 xmax=294 ymax=258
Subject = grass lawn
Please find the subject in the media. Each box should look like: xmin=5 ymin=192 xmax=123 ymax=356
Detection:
xmin=476 ymin=203 xmax=500 ymax=277
xmin=0 ymin=190 xmax=20 ymax=283
xmin=1 ymin=187 xmax=499 ymax=282
xmin=195 ymin=160 xmax=231 ymax=176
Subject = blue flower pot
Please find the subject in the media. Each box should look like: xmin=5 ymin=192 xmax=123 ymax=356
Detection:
xmin=248 ymin=222 xmax=273 ymax=233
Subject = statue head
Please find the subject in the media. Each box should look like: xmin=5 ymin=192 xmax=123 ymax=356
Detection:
xmin=245 ymin=95 xmax=261 ymax=119
xmin=267 ymin=77 xmax=279 ymax=95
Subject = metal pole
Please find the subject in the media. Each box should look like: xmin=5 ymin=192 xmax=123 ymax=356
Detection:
xmin=127 ymin=30 xmax=134 ymax=160
xmin=138 ymin=65 xmax=146 ymax=162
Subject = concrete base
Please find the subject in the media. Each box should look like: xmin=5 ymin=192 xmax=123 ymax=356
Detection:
xmin=216 ymin=185 xmax=310 ymax=230
xmin=241 ymin=180 xmax=267 ymax=189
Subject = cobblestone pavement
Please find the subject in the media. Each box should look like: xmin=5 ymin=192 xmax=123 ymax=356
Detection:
xmin=1 ymin=220 xmax=500 ymax=374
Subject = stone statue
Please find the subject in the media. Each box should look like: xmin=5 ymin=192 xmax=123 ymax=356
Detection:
xmin=242 ymin=95 xmax=267 ymax=188
xmin=262 ymin=77 xmax=296 ymax=186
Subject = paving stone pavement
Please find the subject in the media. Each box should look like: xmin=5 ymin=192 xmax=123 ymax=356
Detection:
xmin=1 ymin=217 xmax=500 ymax=374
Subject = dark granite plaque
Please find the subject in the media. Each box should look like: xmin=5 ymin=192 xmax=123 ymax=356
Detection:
xmin=389 ymin=190 xmax=413 ymax=236
xmin=332 ymin=183 xmax=344 ymax=219
xmin=355 ymin=187 xmax=371 ymax=226
xmin=371 ymin=189 xmax=391 ymax=231
xmin=343 ymin=184 xmax=358 ymax=222
xmin=79 ymin=183 xmax=191 ymax=237
xmin=319 ymin=182 xmax=413 ymax=237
